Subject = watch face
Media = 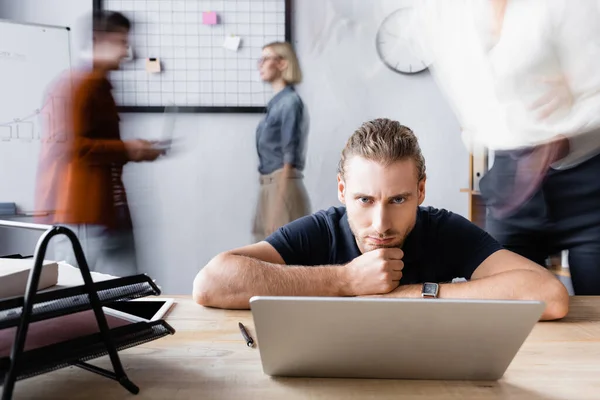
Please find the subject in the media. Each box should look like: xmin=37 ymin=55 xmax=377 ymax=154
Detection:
xmin=423 ymin=283 xmax=438 ymax=297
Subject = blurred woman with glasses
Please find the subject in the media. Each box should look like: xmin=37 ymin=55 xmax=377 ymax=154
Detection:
xmin=253 ymin=42 xmax=311 ymax=242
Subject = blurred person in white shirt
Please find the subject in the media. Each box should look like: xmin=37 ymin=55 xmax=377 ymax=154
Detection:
xmin=411 ymin=0 xmax=600 ymax=294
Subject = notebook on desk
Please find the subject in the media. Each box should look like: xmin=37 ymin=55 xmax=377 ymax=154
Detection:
xmin=250 ymin=296 xmax=545 ymax=381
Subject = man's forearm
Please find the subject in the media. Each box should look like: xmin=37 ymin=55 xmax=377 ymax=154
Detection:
xmin=76 ymin=137 xmax=129 ymax=164
xmin=193 ymin=254 xmax=346 ymax=309
xmin=372 ymin=270 xmax=568 ymax=320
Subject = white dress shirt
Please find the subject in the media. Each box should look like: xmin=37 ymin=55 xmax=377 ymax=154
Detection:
xmin=413 ymin=0 xmax=600 ymax=169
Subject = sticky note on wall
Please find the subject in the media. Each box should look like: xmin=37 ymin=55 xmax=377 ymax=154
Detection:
xmin=202 ymin=11 xmax=218 ymax=25
xmin=223 ymin=35 xmax=241 ymax=52
xmin=146 ymin=58 xmax=161 ymax=73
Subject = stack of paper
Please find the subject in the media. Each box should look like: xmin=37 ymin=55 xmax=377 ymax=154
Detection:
xmin=0 ymin=258 xmax=59 ymax=299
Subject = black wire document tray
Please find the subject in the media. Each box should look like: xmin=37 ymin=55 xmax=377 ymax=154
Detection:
xmin=0 ymin=274 xmax=161 ymax=330
xmin=0 ymin=223 xmax=177 ymax=400
xmin=0 ymin=318 xmax=175 ymax=383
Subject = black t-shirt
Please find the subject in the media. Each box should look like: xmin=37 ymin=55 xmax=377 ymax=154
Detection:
xmin=265 ymin=206 xmax=503 ymax=284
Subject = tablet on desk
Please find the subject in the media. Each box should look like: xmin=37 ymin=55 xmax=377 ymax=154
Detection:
xmin=103 ymin=298 xmax=175 ymax=323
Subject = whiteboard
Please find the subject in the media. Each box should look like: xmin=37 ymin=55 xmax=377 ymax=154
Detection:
xmin=0 ymin=20 xmax=71 ymax=214
xmin=101 ymin=0 xmax=289 ymax=112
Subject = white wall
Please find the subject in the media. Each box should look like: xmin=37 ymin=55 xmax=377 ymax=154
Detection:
xmin=295 ymin=0 xmax=468 ymax=211
xmin=0 ymin=0 xmax=469 ymax=294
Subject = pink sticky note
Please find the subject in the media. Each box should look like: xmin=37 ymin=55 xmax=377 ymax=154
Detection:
xmin=202 ymin=11 xmax=218 ymax=25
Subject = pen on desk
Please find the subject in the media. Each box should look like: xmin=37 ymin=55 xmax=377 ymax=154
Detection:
xmin=238 ymin=322 xmax=254 ymax=347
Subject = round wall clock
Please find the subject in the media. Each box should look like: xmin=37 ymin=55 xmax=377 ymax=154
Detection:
xmin=376 ymin=7 xmax=429 ymax=75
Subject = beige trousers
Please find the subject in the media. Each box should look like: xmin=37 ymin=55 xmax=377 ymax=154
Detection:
xmin=252 ymin=168 xmax=311 ymax=242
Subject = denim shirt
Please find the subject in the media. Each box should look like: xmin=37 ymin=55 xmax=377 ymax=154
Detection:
xmin=256 ymin=86 xmax=309 ymax=175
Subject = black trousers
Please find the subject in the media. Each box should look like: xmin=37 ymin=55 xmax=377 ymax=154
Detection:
xmin=481 ymin=152 xmax=600 ymax=295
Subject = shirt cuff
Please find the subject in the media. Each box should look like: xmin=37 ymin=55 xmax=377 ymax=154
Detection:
xmin=283 ymin=152 xmax=297 ymax=165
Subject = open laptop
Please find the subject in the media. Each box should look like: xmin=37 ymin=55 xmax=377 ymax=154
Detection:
xmin=249 ymin=296 xmax=545 ymax=380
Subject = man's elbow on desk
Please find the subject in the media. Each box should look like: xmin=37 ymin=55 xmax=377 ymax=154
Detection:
xmin=193 ymin=253 xmax=247 ymax=309
xmin=514 ymin=264 xmax=570 ymax=321
xmin=192 ymin=273 xmax=211 ymax=307
xmin=192 ymin=254 xmax=225 ymax=307
xmin=541 ymin=279 xmax=570 ymax=321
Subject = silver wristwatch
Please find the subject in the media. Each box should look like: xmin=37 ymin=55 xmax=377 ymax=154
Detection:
xmin=421 ymin=282 xmax=439 ymax=298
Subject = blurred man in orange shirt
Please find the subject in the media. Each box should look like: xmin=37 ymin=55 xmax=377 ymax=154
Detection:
xmin=36 ymin=11 xmax=163 ymax=276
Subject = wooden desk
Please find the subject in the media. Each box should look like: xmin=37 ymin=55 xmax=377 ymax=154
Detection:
xmin=12 ymin=297 xmax=600 ymax=400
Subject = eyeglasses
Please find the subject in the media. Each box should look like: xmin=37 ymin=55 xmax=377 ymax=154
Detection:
xmin=257 ymin=55 xmax=282 ymax=65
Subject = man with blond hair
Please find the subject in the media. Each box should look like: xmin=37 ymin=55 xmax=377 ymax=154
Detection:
xmin=193 ymin=118 xmax=569 ymax=320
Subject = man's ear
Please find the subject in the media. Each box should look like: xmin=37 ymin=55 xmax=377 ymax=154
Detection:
xmin=337 ymin=174 xmax=346 ymax=204
xmin=417 ymin=176 xmax=426 ymax=205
